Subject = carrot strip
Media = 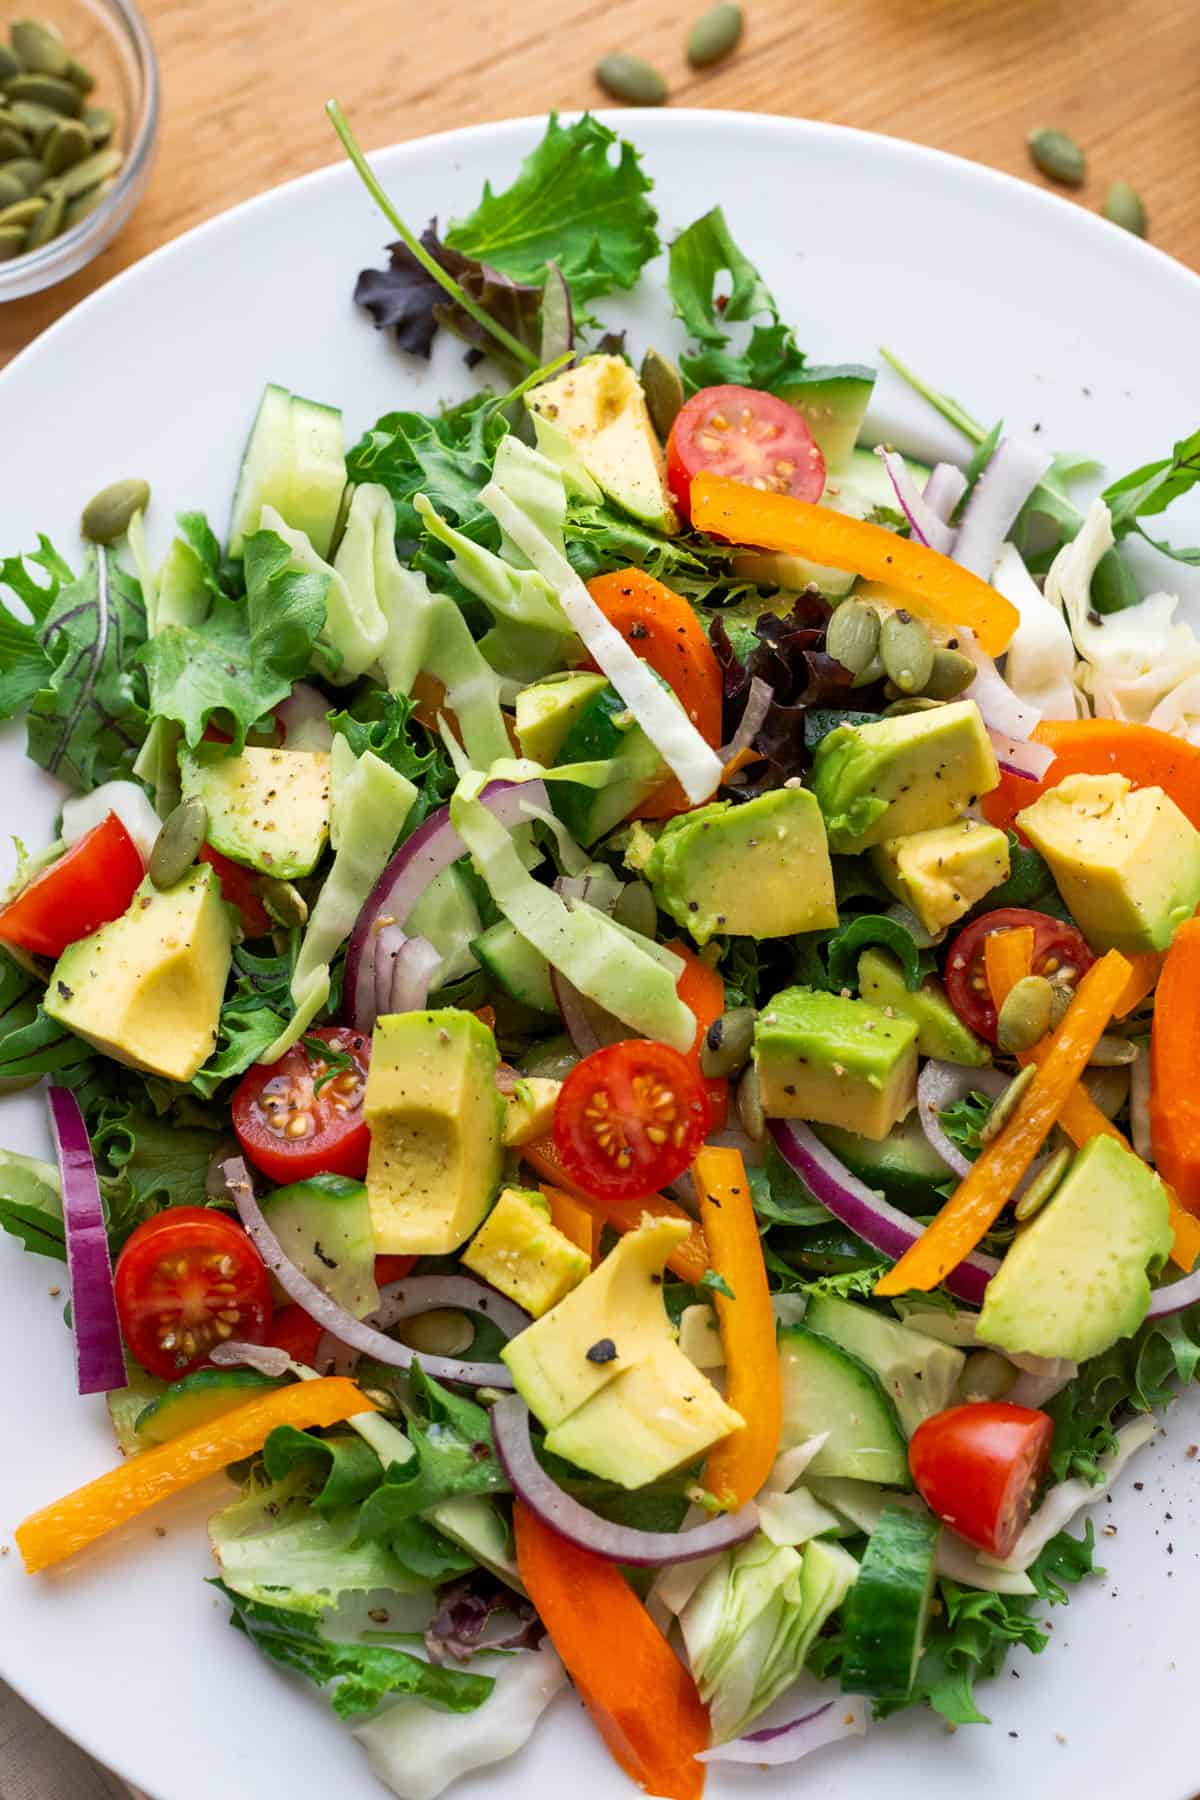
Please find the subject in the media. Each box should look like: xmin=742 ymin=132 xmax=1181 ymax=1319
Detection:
xmin=541 ymin=1184 xmax=599 ymax=1265
xmin=1151 ymin=917 xmax=1200 ymax=1219
xmin=984 ymin=926 xmax=1035 ymax=1013
xmin=520 ymin=1136 xmax=710 ymax=1283
xmin=692 ymin=1147 xmax=782 ymax=1507
xmin=16 ymin=1378 xmax=374 ymax=1574
xmin=982 ymin=718 xmax=1200 ymax=834
xmin=1112 ymin=951 xmax=1164 ymax=1019
xmin=875 ymin=951 xmax=1131 ymax=1295
xmin=669 ymin=938 xmax=729 ymax=1132
xmin=689 ymin=472 xmax=1019 ymax=655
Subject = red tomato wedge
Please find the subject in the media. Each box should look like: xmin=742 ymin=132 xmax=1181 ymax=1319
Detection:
xmin=233 ymin=1026 xmax=371 ymax=1184
xmin=0 ymin=813 xmax=143 ymax=958
xmin=198 ymin=844 xmax=272 ymax=938
xmin=552 ymin=1040 xmax=710 ymax=1204
xmin=114 ymin=1207 xmax=273 ymax=1381
xmin=666 ymin=383 xmax=825 ymax=521
xmin=944 ymin=908 xmax=1095 ymax=1044
xmin=908 ymin=1402 xmax=1054 ymax=1558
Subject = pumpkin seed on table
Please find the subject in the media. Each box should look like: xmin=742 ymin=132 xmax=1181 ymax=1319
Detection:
xmin=641 ymin=347 xmax=684 ymax=440
xmin=826 ymin=599 xmax=881 ymax=675
xmin=879 ymin=608 xmax=934 ymax=693
xmin=1103 ymin=181 xmax=1147 ymax=238
xmin=42 ymin=117 xmax=90 ymax=175
xmin=10 ymin=18 xmax=69 ymax=76
xmin=1027 ymin=127 xmax=1086 ymax=187
xmin=80 ymin=476 xmax=150 ymax=544
xmin=5 ymin=72 xmax=82 ymax=115
xmin=997 ymin=974 xmax=1054 ymax=1054
xmin=148 ymin=796 xmax=208 ymax=890
xmin=1014 ymin=1144 xmax=1073 ymax=1221
xmin=979 ymin=1063 xmax=1037 ymax=1144
xmin=687 ymin=2 xmax=743 ymax=68
xmin=921 ymin=646 xmax=976 ymax=700
xmin=595 ymin=52 xmax=668 ymax=106
xmin=701 ymin=1006 xmax=755 ymax=1079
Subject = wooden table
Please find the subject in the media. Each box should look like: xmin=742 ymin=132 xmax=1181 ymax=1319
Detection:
xmin=2 ymin=0 xmax=1198 ymax=369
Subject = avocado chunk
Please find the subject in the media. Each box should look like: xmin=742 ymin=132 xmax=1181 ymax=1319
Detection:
xmin=811 ymin=700 xmax=1000 ymax=853
xmin=502 ymin=1215 xmax=743 ymax=1488
xmin=501 ymin=1077 xmax=561 ymax=1147
xmin=871 ymin=818 xmax=1010 ymax=935
xmin=857 ymin=946 xmax=991 ymax=1067
xmin=515 ymin=671 xmax=608 ymax=765
xmin=526 ymin=355 xmax=678 ymax=533
xmin=180 ymin=744 xmax=332 ymax=879
xmin=774 ymin=364 xmax=876 ymax=473
xmin=363 ymin=1009 xmax=504 ymax=1255
xmin=755 ymin=984 xmax=918 ymax=1140
xmin=1016 ymin=773 xmax=1200 ymax=953
xmin=978 ymin=1136 xmax=1172 ymax=1361
xmin=261 ymin=1174 xmax=379 ymax=1320
xmin=44 ymin=865 xmax=232 ymax=1082
xmin=462 ymin=1186 xmax=590 ymax=1319
xmin=645 ymin=789 xmax=838 ymax=946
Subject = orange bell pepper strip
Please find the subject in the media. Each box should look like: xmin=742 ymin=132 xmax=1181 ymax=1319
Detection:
xmin=670 ymin=939 xmax=729 ymax=1132
xmin=1111 ymin=951 xmax=1164 ymax=1019
xmin=520 ymin=1135 xmax=710 ymax=1283
xmin=984 ymin=927 xmax=1034 ymax=1012
xmin=875 ymin=950 xmax=1131 ymax=1295
xmin=513 ymin=1501 xmax=709 ymax=1800
xmin=16 ymin=1377 xmax=373 ymax=1575
xmin=586 ymin=568 xmax=724 ymax=821
xmin=722 ymin=744 xmax=762 ymax=782
xmin=541 ymin=1184 xmax=600 ymax=1264
xmin=689 ymin=472 xmax=1019 ymax=656
xmin=692 ymin=1147 xmax=781 ymax=1508
xmin=982 ymin=718 xmax=1200 ymax=835
xmin=1151 ymin=917 xmax=1200 ymax=1218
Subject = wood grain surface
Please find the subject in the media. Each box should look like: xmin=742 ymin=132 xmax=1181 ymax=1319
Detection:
xmin=2 ymin=0 xmax=1199 ymax=369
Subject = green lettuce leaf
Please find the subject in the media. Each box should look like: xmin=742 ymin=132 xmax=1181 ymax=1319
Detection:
xmin=89 ymin=1103 xmax=222 ymax=1250
xmin=327 ymin=690 xmax=454 ymax=793
xmin=0 ymin=537 xmax=68 ymax=718
xmin=938 ymin=1091 xmax=993 ymax=1159
xmin=1101 ymin=427 xmax=1200 ymax=564
xmin=357 ymin=1367 xmax=510 ymax=1538
xmin=0 ymin=1004 xmax=93 ymax=1084
xmin=346 ymin=397 xmax=507 ymax=545
xmin=191 ymin=942 xmax=299 ymax=1098
xmin=263 ymin=1426 xmax=385 ymax=1510
xmin=1045 ymin=1299 xmax=1200 ymax=1482
xmin=0 ymin=1148 xmax=64 ymax=1262
xmin=667 ymin=206 xmax=812 ymax=401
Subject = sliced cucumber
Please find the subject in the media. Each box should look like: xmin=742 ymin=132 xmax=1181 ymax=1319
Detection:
xmin=228 ymin=383 xmax=345 ymax=559
xmin=813 ymin=1114 xmax=953 ymax=1212
xmin=228 ymin=383 xmax=292 ymax=556
xmin=134 ymin=1367 xmax=283 ymax=1446
xmin=472 ymin=919 xmax=556 ymax=1013
xmin=803 ymin=1292 xmax=965 ymax=1436
xmin=841 ymin=1504 xmax=940 ymax=1698
xmin=778 ymin=1324 xmax=910 ymax=1487
xmin=260 ymin=1173 xmax=378 ymax=1319
xmin=776 ymin=364 xmax=876 ymax=473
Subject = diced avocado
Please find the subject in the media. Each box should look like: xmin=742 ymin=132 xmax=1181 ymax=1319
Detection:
xmin=804 ymin=1293 xmax=965 ymax=1436
xmin=260 ymin=1174 xmax=379 ymax=1320
xmin=180 ymin=744 xmax=332 ymax=879
xmin=755 ymin=985 xmax=918 ymax=1141
xmin=774 ymin=364 xmax=876 ymax=473
xmin=778 ymin=1324 xmax=910 ymax=1485
xmin=1016 ymin=773 xmax=1200 ymax=953
xmin=405 ymin=864 xmax=482 ymax=987
xmin=731 ymin=549 xmax=857 ymax=601
xmin=461 ymin=1186 xmax=589 ymax=1319
xmin=645 ymin=789 xmax=838 ymax=946
xmin=502 ymin=1214 xmax=743 ymax=1487
xmin=515 ymin=671 xmax=608 ymax=765
xmin=472 ymin=920 xmax=556 ymax=1013
xmin=502 ymin=1077 xmax=561 ymax=1148
xmin=871 ymin=819 xmax=1010 ymax=935
xmin=857 ymin=946 xmax=991 ymax=1068
xmin=228 ymin=384 xmax=346 ymax=559
xmin=135 ymin=1367 xmax=284 ymax=1446
xmin=552 ymin=681 xmax=665 ymax=847
xmin=811 ymin=701 xmax=1000 ymax=853
xmin=978 ymin=1136 xmax=1172 ymax=1361
xmin=526 ymin=355 xmax=679 ymax=533
xmin=44 ymin=865 xmax=232 ymax=1082
xmin=363 ymin=1010 xmax=504 ymax=1255
xmin=813 ymin=1112 xmax=954 ymax=1210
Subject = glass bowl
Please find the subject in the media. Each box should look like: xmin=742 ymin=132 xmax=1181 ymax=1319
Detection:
xmin=0 ymin=0 xmax=159 ymax=300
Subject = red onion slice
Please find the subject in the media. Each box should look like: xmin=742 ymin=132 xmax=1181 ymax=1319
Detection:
xmin=223 ymin=1157 xmax=520 ymax=1386
xmin=961 ymin=632 xmax=1043 ymax=743
xmin=878 ymin=450 xmax=954 ymax=554
xmin=720 ymin=675 xmax=774 ymax=761
xmin=491 ymin=1394 xmax=759 ymax=1566
xmin=922 ymin=462 xmax=968 ymax=523
xmin=698 ymin=1691 xmax=868 ymax=1766
xmin=277 ymin=681 xmax=334 ymax=752
xmin=550 ymin=873 xmax=625 ymax=1055
xmin=768 ymin=1118 xmax=999 ymax=1304
xmin=917 ymin=1062 xmax=1009 ymax=1180
xmin=48 ymin=1086 xmax=127 ymax=1396
xmin=952 ymin=438 xmax=1053 ymax=582
xmin=989 ymin=730 xmax=1057 ymax=781
xmin=319 ymin=1275 xmax=531 ymax=1378
xmin=1147 ymin=1263 xmax=1200 ymax=1318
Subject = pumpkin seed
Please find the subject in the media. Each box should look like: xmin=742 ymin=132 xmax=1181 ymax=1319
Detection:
xmin=0 ymin=124 xmax=27 ymax=159
xmin=595 ymin=52 xmax=668 ymax=106
xmin=0 ymin=166 xmax=26 ymax=207
xmin=997 ymin=974 xmax=1054 ymax=1054
xmin=687 ymin=2 xmax=743 ymax=67
xmin=979 ymin=1063 xmax=1037 ymax=1145
xmin=879 ymin=608 xmax=934 ymax=693
xmin=827 ymin=599 xmax=881 ymax=675
xmin=1047 ymin=979 xmax=1073 ymax=1030
xmin=959 ymin=1348 xmax=1016 ymax=1401
xmin=1014 ymin=1144 xmax=1073 ymax=1221
xmin=640 ymin=347 xmax=685 ymax=440
xmin=1082 ymin=1063 xmax=1130 ymax=1119
xmin=736 ymin=1063 xmax=766 ymax=1142
xmin=3 ymin=156 xmax=44 ymax=193
xmin=0 ymin=46 xmax=19 ymax=83
xmin=9 ymin=98 xmax=59 ymax=145
xmin=1087 ymin=1032 xmax=1139 ymax=1068
xmin=54 ymin=144 xmax=120 ymax=198
xmin=701 ymin=1006 xmax=755 ymax=1079
xmin=260 ymin=876 xmax=308 ymax=929
xmin=148 ymin=797 xmax=208 ymax=890
xmin=41 ymin=116 xmax=88 ymax=174
xmin=23 ymin=179 xmax=61 ymax=246
xmin=613 ymin=878 xmax=657 ymax=938
xmin=850 ymin=651 xmax=886 ymax=689
xmin=63 ymin=57 xmax=95 ymax=96
xmin=64 ymin=172 xmax=114 ymax=226
xmin=922 ymin=646 xmax=976 ymax=700
xmin=80 ymin=476 xmax=150 ymax=544
xmin=397 ymin=1308 xmax=474 ymax=1358
xmin=1103 ymin=180 xmax=1146 ymax=238
xmin=10 ymin=18 xmax=68 ymax=76
xmin=882 ymin=695 xmax=941 ymax=718
xmin=0 ymin=222 xmax=26 ymax=258
xmin=0 ymin=193 xmax=44 ymax=228
xmin=1028 ymin=127 xmax=1086 ymax=187
xmin=4 ymin=72 xmax=81 ymax=115
xmin=82 ymin=104 xmax=113 ymax=147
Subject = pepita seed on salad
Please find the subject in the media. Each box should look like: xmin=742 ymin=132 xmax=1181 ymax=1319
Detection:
xmin=4 ymin=105 xmax=1200 ymax=1800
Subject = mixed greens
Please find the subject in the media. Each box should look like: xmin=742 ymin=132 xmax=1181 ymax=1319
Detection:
xmin=3 ymin=110 xmax=1200 ymax=1800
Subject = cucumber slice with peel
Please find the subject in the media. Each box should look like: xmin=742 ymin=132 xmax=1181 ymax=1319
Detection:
xmin=841 ymin=1504 xmax=940 ymax=1698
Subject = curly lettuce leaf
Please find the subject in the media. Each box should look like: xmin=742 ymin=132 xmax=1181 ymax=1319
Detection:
xmin=1045 ymin=1298 xmax=1200 ymax=1483
xmin=0 ymin=1148 xmax=64 ymax=1263
xmin=668 ymin=206 xmax=817 ymax=402
xmin=88 ymin=1102 xmax=222 ymax=1250
xmin=0 ymin=537 xmax=69 ymax=717
xmin=346 ymin=396 xmax=508 ymax=544
xmin=191 ymin=943 xmax=299 ymax=1098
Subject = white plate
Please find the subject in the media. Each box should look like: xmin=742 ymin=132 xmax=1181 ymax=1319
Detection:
xmin=1 ymin=111 xmax=1198 ymax=1800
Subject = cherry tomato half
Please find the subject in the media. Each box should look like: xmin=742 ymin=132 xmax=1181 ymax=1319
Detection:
xmin=114 ymin=1206 xmax=272 ymax=1381
xmin=233 ymin=1025 xmax=371 ymax=1184
xmin=198 ymin=844 xmax=272 ymax=938
xmin=944 ymin=907 xmax=1096 ymax=1044
xmin=0 ymin=813 xmax=143 ymax=959
xmin=908 ymin=1401 xmax=1055 ymax=1559
xmin=552 ymin=1040 xmax=710 ymax=1203
xmin=665 ymin=384 xmax=826 ymax=520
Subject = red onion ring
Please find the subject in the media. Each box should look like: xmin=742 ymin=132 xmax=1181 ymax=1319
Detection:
xmin=720 ymin=675 xmax=774 ymax=761
xmin=916 ymin=1062 xmax=1010 ymax=1180
xmin=989 ymin=730 xmax=1057 ymax=781
xmin=48 ymin=1086 xmax=126 ymax=1396
xmin=922 ymin=462 xmax=967 ymax=523
xmin=318 ymin=1275 xmax=530 ymax=1379
xmin=878 ymin=449 xmax=954 ymax=554
xmin=952 ymin=438 xmax=1053 ymax=582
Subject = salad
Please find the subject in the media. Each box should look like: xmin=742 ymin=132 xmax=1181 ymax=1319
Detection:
xmin=2 ymin=107 xmax=1200 ymax=1800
